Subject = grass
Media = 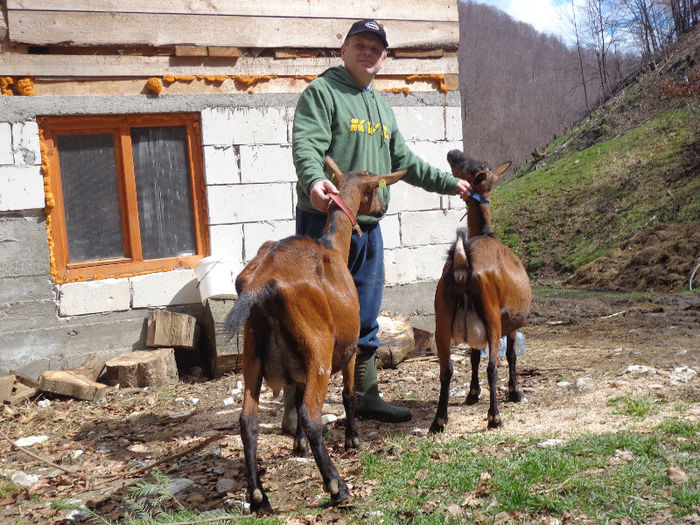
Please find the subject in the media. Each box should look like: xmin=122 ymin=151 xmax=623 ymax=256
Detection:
xmin=491 ymin=106 xmax=700 ymax=278
xmin=350 ymin=419 xmax=699 ymax=524
xmin=608 ymin=395 xmax=660 ymax=419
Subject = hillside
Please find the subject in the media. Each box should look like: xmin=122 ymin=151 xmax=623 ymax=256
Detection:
xmin=490 ymin=27 xmax=700 ymax=292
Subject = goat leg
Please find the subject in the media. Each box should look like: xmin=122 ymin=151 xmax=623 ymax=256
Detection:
xmin=485 ymin=326 xmax=502 ymax=429
xmin=430 ymin=277 xmax=455 ymax=434
xmin=240 ymin=354 xmax=272 ymax=514
xmin=505 ymin=332 xmax=523 ymax=402
xmin=292 ymin=384 xmax=309 ymax=457
xmin=466 ymin=347 xmax=482 ymax=404
xmin=342 ymin=355 xmax=359 ymax=449
xmin=299 ymin=371 xmax=350 ymax=505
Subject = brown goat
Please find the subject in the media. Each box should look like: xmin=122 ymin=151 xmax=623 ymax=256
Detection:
xmin=429 ymin=149 xmax=531 ymax=433
xmin=225 ymin=157 xmax=406 ymax=513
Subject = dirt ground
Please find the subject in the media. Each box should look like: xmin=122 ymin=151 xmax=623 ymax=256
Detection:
xmin=1 ymin=290 xmax=698 ymax=524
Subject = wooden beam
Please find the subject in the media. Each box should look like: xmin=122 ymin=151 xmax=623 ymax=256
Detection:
xmin=393 ymin=49 xmax=445 ymax=58
xmin=208 ymin=46 xmax=242 ymax=58
xmin=6 ymin=0 xmax=459 ymax=22
xmin=6 ymin=11 xmax=458 ymax=49
xmin=175 ymin=46 xmax=208 ymax=57
xmin=0 ymin=53 xmax=459 ymax=77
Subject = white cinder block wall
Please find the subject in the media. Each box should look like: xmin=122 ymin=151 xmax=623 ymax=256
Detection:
xmin=201 ymin=104 xmax=465 ymax=288
xmin=4 ymin=103 xmax=463 ymax=318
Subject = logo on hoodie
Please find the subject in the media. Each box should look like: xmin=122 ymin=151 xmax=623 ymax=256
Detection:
xmin=349 ymin=118 xmax=390 ymax=140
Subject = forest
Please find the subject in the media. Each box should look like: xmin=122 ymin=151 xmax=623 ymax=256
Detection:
xmin=458 ymin=0 xmax=699 ymax=167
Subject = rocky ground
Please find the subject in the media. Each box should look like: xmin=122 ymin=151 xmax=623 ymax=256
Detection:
xmin=0 ymin=290 xmax=698 ymax=523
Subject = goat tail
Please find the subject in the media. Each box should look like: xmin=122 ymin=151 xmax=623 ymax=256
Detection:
xmin=452 ymin=228 xmax=470 ymax=284
xmin=224 ymin=290 xmax=257 ymax=337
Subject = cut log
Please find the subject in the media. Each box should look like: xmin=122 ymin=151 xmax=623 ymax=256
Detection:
xmin=376 ymin=312 xmax=415 ymax=369
xmin=104 ymin=348 xmax=179 ymax=388
xmin=201 ymin=296 xmax=243 ymax=377
xmin=146 ymin=309 xmax=198 ymax=349
xmin=413 ymin=327 xmax=437 ymax=355
xmin=0 ymin=375 xmax=15 ymax=404
xmin=70 ymin=352 xmax=106 ymax=381
xmin=9 ymin=370 xmax=40 ymax=389
xmin=39 ymin=370 xmax=107 ymax=402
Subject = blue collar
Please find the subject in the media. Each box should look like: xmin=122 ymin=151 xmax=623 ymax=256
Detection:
xmin=469 ymin=190 xmax=489 ymax=206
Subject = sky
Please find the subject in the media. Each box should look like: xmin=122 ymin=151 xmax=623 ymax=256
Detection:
xmin=470 ymin=0 xmax=576 ymax=44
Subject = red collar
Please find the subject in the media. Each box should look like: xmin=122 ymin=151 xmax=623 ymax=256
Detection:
xmin=327 ymin=192 xmax=362 ymax=236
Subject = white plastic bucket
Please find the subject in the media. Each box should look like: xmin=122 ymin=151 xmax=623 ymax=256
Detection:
xmin=194 ymin=256 xmax=237 ymax=303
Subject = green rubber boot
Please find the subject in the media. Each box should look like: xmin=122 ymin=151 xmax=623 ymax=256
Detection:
xmin=281 ymin=384 xmax=297 ymax=436
xmin=355 ymin=352 xmax=411 ymax=422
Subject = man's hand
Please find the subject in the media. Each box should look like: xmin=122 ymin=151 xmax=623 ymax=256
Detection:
xmin=310 ymin=179 xmax=339 ymax=212
xmin=455 ymin=179 xmax=472 ymax=201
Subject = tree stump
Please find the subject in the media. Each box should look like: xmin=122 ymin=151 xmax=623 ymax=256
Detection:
xmin=376 ymin=312 xmax=415 ymax=369
xmin=104 ymin=348 xmax=179 ymax=388
xmin=146 ymin=309 xmax=198 ymax=349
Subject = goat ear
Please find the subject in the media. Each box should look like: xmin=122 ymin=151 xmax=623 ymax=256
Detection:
xmin=372 ymin=169 xmax=406 ymax=187
xmin=324 ymin=156 xmax=344 ymax=180
xmin=492 ymin=161 xmax=512 ymax=182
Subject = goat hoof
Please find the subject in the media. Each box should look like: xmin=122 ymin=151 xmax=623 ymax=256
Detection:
xmin=428 ymin=419 xmax=446 ymax=434
xmin=487 ymin=414 xmax=502 ymax=429
xmin=250 ymin=490 xmax=272 ymax=515
xmin=293 ymin=437 xmax=309 ymax=457
xmin=345 ymin=436 xmax=360 ymax=449
xmin=509 ymin=387 xmax=524 ymax=402
xmin=330 ymin=480 xmax=351 ymax=505
xmin=465 ymin=390 xmax=481 ymax=405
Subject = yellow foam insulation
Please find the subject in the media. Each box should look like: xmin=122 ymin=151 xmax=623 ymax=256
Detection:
xmin=406 ymin=74 xmax=447 ymax=94
xmin=15 ymin=77 xmax=35 ymax=96
xmin=1 ymin=77 xmax=14 ymax=96
xmin=380 ymin=87 xmax=411 ymax=95
xmin=39 ymin=130 xmax=58 ymax=282
xmin=146 ymin=77 xmax=163 ymax=94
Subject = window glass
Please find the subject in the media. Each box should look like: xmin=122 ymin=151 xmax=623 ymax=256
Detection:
xmin=56 ymin=133 xmax=124 ymax=263
xmin=131 ymin=126 xmax=196 ymax=259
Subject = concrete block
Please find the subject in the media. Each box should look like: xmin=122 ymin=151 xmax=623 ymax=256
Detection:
xmin=209 ymin=224 xmax=244 ymax=269
xmin=201 ymin=107 xmax=235 ymax=146
xmin=407 ymin=140 xmax=463 ymax=174
xmin=201 ymin=107 xmax=287 ymax=146
xmin=207 ymin=183 xmax=293 ymax=224
xmin=0 ymin=213 xmax=51 ymax=278
xmin=0 ymin=275 xmax=53 ymax=304
xmin=0 ymin=299 xmax=57 ymax=324
xmin=203 ymin=145 xmax=239 ymax=185
xmin=381 ymin=213 xmax=401 ymax=249
xmin=401 ymin=209 xmax=464 ymax=246
xmin=239 ymin=144 xmax=296 ymax=183
xmin=411 ymin=244 xmax=452 ymax=280
xmin=384 ymin=247 xmax=417 ymax=285
xmin=130 ymin=269 xmax=200 ymax=307
xmin=58 ymin=278 xmax=131 ymax=316
xmin=393 ymin=106 xmax=445 ymax=141
xmin=0 ymin=123 xmax=13 ymax=165
xmin=243 ymin=219 xmax=296 ymax=261
xmin=0 ymin=165 xmax=45 ymax=211
xmin=446 ymin=106 xmax=463 ymax=142
xmin=12 ymin=121 xmax=41 ymax=166
xmin=389 ymin=181 xmax=441 ymax=213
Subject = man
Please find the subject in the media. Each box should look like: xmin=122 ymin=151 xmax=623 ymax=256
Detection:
xmin=283 ymin=19 xmax=472 ymax=432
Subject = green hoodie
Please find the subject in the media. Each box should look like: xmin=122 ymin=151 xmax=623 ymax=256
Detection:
xmin=293 ymin=66 xmax=460 ymax=224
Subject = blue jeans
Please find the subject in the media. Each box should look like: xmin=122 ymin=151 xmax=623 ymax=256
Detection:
xmin=296 ymin=208 xmax=384 ymax=357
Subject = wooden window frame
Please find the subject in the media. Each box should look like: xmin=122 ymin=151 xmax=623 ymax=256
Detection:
xmin=40 ymin=114 xmax=209 ymax=284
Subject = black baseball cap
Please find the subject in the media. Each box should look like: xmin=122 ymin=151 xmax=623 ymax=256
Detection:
xmin=345 ymin=19 xmax=389 ymax=48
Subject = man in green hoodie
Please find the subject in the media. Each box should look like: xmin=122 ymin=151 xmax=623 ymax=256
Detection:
xmin=283 ymin=19 xmax=472 ymax=433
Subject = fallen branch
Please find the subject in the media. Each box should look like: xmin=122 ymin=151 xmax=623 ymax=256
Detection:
xmin=600 ymin=310 xmax=626 ymax=319
xmin=105 ymin=434 xmax=219 ymax=480
xmin=2 ymin=435 xmax=74 ymax=475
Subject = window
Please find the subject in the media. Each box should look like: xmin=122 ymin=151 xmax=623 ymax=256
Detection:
xmin=40 ymin=114 xmax=209 ymax=283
